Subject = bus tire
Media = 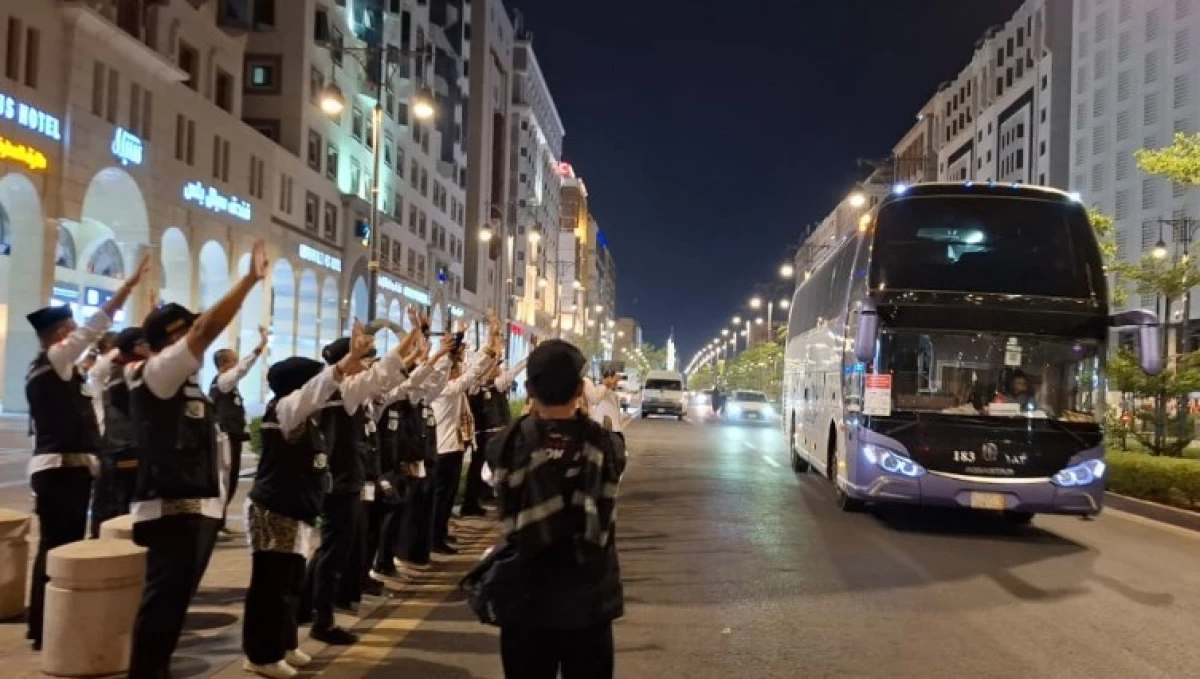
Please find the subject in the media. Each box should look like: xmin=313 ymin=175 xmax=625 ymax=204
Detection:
xmin=1004 ymin=511 xmax=1034 ymax=525
xmin=830 ymin=432 xmax=864 ymax=512
xmin=789 ymin=419 xmax=810 ymax=473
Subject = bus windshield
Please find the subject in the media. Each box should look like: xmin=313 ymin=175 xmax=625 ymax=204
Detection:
xmin=873 ymin=330 xmax=1101 ymax=423
xmin=871 ymin=195 xmax=1100 ymax=299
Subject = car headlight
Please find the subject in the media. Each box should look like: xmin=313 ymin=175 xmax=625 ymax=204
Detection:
xmin=762 ymin=406 xmax=776 ymax=417
xmin=862 ymin=444 xmax=926 ymax=478
xmin=727 ymin=404 xmax=743 ymax=416
xmin=1051 ymin=458 xmax=1106 ymax=487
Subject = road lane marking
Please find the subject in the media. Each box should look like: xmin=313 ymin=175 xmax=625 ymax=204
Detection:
xmin=742 ymin=441 xmax=757 ymax=451
xmin=761 ymin=454 xmax=781 ymax=468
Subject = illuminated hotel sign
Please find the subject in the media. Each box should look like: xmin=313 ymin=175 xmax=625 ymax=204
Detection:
xmin=111 ymin=127 xmax=144 ymax=166
xmin=298 ymin=244 xmax=341 ymax=272
xmin=0 ymin=135 xmax=48 ymax=171
xmin=0 ymin=92 xmax=61 ymax=140
xmin=378 ymin=275 xmax=403 ymax=294
xmin=557 ymin=162 xmax=576 ymax=178
xmin=403 ymin=287 xmax=431 ymax=306
xmin=182 ymin=181 xmax=252 ymax=221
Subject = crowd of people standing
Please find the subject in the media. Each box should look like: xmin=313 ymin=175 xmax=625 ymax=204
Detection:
xmin=23 ymin=238 xmax=628 ymax=678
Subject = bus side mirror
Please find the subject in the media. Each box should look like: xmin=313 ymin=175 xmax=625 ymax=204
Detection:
xmin=1113 ymin=310 xmax=1163 ymax=376
xmin=854 ymin=299 xmax=879 ymax=365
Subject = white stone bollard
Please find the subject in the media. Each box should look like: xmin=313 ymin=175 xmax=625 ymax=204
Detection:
xmin=42 ymin=539 xmax=146 ymax=677
xmin=98 ymin=514 xmax=135 ymax=541
xmin=0 ymin=508 xmax=32 ymax=620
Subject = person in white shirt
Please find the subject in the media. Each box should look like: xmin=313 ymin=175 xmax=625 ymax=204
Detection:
xmin=584 ymin=368 xmax=626 ymax=443
xmin=23 ymin=253 xmax=150 ymax=651
xmin=87 ymin=331 xmax=118 ymax=434
xmin=125 ymin=240 xmax=268 ymax=679
xmin=427 ymin=315 xmax=501 ymax=554
xmin=210 ymin=325 xmax=268 ymax=533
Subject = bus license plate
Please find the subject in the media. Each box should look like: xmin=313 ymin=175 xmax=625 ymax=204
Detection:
xmin=969 ymin=492 xmax=1007 ymax=510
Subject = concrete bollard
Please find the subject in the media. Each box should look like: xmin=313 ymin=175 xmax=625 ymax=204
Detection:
xmin=42 ymin=539 xmax=146 ymax=677
xmin=0 ymin=508 xmax=32 ymax=620
xmin=98 ymin=514 xmax=135 ymax=541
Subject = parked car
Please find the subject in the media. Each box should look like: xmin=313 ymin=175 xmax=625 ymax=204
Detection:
xmin=724 ymin=390 xmax=778 ymax=423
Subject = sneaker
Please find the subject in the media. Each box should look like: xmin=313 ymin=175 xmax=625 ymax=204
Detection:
xmin=285 ymin=649 xmax=312 ymax=667
xmin=311 ymin=626 xmax=360 ymax=645
xmin=242 ymin=659 xmax=297 ymax=678
xmin=370 ymin=568 xmax=403 ymax=584
xmin=362 ymin=580 xmax=385 ymax=597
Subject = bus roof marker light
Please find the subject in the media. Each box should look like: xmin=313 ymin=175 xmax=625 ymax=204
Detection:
xmin=964 ymin=180 xmax=973 ymax=188
xmin=1068 ymin=191 xmax=1083 ymax=203
xmin=892 ymin=183 xmax=909 ymax=196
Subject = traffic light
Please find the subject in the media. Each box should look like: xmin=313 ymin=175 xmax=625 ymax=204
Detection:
xmin=354 ymin=218 xmax=371 ymax=248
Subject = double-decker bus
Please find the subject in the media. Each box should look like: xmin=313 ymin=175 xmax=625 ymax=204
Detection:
xmin=782 ymin=183 xmax=1162 ymax=522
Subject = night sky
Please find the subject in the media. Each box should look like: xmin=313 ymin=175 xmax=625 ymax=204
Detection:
xmin=512 ymin=0 xmax=1025 ymax=360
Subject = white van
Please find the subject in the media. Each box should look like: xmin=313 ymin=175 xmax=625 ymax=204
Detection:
xmin=640 ymin=370 xmax=686 ymax=420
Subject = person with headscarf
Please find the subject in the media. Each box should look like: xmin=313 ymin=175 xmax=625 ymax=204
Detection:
xmin=23 ymin=253 xmax=150 ymax=651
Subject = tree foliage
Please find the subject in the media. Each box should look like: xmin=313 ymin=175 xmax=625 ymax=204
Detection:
xmin=688 ymin=364 xmax=716 ymax=391
xmin=722 ymin=342 xmax=784 ymax=399
xmin=1134 ymin=132 xmax=1200 ymax=186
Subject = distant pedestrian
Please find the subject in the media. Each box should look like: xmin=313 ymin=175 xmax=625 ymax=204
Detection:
xmin=209 ymin=325 xmax=267 ymax=534
xmin=484 ymin=339 xmax=626 ymax=679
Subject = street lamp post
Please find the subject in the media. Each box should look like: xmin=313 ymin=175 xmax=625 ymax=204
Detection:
xmin=319 ymin=40 xmax=436 ymax=322
xmin=1154 ymin=216 xmax=1200 ymax=444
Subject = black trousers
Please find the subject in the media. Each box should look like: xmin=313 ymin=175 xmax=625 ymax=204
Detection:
xmin=500 ymin=623 xmax=615 ymax=679
xmin=129 ymin=514 xmax=221 ymax=679
xmin=242 ymin=551 xmax=305 ymax=666
xmin=28 ymin=466 xmax=93 ymax=645
xmin=373 ymin=499 xmax=406 ymax=572
xmin=89 ymin=458 xmax=138 ymax=538
xmin=337 ymin=499 xmax=373 ymax=605
xmin=222 ymin=438 xmax=244 ymax=526
xmin=461 ymin=433 xmax=497 ymax=513
xmin=432 ymin=451 xmax=465 ymax=547
xmin=398 ymin=461 xmax=437 ymax=566
xmin=302 ymin=492 xmax=362 ymax=630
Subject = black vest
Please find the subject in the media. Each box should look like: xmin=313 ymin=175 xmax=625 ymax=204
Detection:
xmin=25 ymin=352 xmax=100 ymax=455
xmin=420 ymin=400 xmax=438 ymax=464
xmin=376 ymin=401 xmax=406 ymax=474
xmin=322 ymin=390 xmax=368 ymax=495
xmin=250 ymin=401 xmax=330 ymax=524
xmin=470 ymin=385 xmax=511 ymax=433
xmin=101 ymin=364 xmax=137 ymax=463
xmin=395 ymin=399 xmax=427 ymax=464
xmin=209 ymin=375 xmax=248 ymax=441
xmin=128 ymin=364 xmax=220 ymax=502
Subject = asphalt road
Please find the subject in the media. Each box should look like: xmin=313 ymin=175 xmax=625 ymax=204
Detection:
xmin=3 ymin=413 xmax=1199 ymax=677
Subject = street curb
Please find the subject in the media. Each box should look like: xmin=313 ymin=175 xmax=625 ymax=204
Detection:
xmin=1104 ymin=492 xmax=1200 ymax=533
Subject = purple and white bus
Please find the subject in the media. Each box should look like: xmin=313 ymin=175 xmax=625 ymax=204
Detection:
xmin=782 ymin=183 xmax=1162 ymax=522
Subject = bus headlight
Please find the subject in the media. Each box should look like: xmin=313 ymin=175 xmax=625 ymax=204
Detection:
xmin=727 ymin=404 xmax=743 ymax=416
xmin=1051 ymin=459 xmax=1106 ymax=487
xmin=863 ymin=444 xmax=926 ymax=478
xmin=762 ymin=406 xmax=776 ymax=418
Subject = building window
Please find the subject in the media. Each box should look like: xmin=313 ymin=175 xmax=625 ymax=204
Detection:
xmin=215 ymin=68 xmax=234 ymax=111
xmin=418 ymin=212 xmax=426 ymax=239
xmin=380 ymin=234 xmax=391 ymax=264
xmin=279 ymin=174 xmax=294 ymax=214
xmin=245 ymin=55 xmax=282 ymax=94
xmin=324 ymin=202 xmax=338 ymax=240
xmin=330 ymin=26 xmax=343 ymax=67
xmin=419 ymin=169 xmax=428 ymax=196
xmin=408 ymin=205 xmax=418 ymax=233
xmin=350 ymin=159 xmax=362 ymax=197
xmin=130 ymin=83 xmax=142 ymax=135
xmin=91 ymin=61 xmax=105 ymax=116
xmin=351 ymin=106 xmax=364 ymax=141
xmin=393 ymin=192 xmax=403 ymax=218
xmin=305 ymin=192 xmax=320 ymax=232
xmin=23 ymin=27 xmax=38 ymax=88
xmin=307 ymin=129 xmax=322 ymax=171
xmin=187 ymin=119 xmax=196 ymax=165
xmin=326 ymin=143 xmax=339 ymax=182
xmin=384 ymin=134 xmax=394 ymax=166
xmin=106 ymin=67 xmax=119 ymax=123
xmin=392 ymin=240 xmax=403 ymax=264
xmin=247 ymin=118 xmax=281 ymax=142
xmin=141 ymin=89 xmax=153 ymax=140
xmin=396 ymin=146 xmax=406 ymax=176
xmin=410 ymin=160 xmax=419 ymax=188
xmin=407 ymin=249 xmax=416 ymax=276
xmin=178 ymin=41 xmax=199 ymax=90
xmin=309 ymin=67 xmax=325 ymax=106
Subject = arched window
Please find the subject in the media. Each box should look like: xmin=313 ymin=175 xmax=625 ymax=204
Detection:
xmin=0 ymin=203 xmax=10 ymax=255
xmin=88 ymin=239 xmax=125 ymax=278
xmin=55 ymin=224 xmax=76 ymax=269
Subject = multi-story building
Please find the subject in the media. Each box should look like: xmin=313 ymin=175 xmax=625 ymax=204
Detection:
xmin=1070 ymin=0 xmax=1200 ymax=315
xmin=556 ymin=162 xmax=588 ymax=337
xmin=612 ymin=317 xmax=642 ymax=360
xmin=508 ymin=35 xmax=564 ymax=344
xmin=934 ymin=0 xmax=1073 ymax=189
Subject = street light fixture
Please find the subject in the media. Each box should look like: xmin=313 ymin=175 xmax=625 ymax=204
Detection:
xmin=721 ymin=328 xmax=729 ymax=336
xmin=479 ymin=220 xmax=496 ymax=242
xmin=1153 ymin=239 xmax=1169 ymax=259
xmin=849 ymin=192 xmax=867 ymax=209
xmin=779 ymin=299 xmax=791 ymax=310
xmin=779 ymin=263 xmax=795 ymax=279
xmin=749 ymin=297 xmax=763 ymax=310
xmin=411 ymin=86 xmax=436 ymax=121
xmin=733 ymin=316 xmax=742 ymax=325
xmin=319 ymin=82 xmax=346 ymax=116
xmin=755 ymin=317 xmax=764 ymax=325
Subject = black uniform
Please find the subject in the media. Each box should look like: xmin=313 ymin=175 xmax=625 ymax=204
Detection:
xmin=243 ymin=396 xmax=329 ymax=666
xmin=398 ymin=400 xmax=439 ymax=565
xmin=370 ymin=399 xmax=415 ymax=575
xmin=462 ymin=383 xmax=510 ymax=515
xmin=127 ymin=362 xmax=222 ymax=679
xmin=210 ymin=372 xmax=250 ymax=526
xmin=25 ymin=351 xmax=100 ymax=648
xmin=90 ymin=361 xmax=140 ymax=537
xmin=342 ymin=411 xmax=384 ymax=604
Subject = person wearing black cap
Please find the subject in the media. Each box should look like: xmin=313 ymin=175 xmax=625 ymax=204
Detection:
xmin=89 ymin=327 xmax=151 ymax=538
xmin=23 ymin=253 xmax=150 ymax=651
xmin=125 ymin=240 xmax=268 ymax=679
xmin=486 ymin=339 xmax=626 ymax=679
xmin=461 ymin=353 xmax=528 ymax=517
xmin=299 ymin=324 xmax=414 ymax=645
xmin=240 ymin=324 xmax=376 ymax=679
xmin=210 ymin=324 xmax=268 ymax=534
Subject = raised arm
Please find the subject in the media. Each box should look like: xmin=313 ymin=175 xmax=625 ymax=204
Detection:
xmin=215 ymin=326 xmax=268 ymax=393
xmin=275 ymin=367 xmax=342 ymax=433
xmin=495 ymin=356 xmax=528 ymax=392
xmin=185 ymin=240 xmax=268 ymax=361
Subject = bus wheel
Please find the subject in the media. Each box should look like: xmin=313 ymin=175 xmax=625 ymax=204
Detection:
xmin=830 ymin=438 xmax=864 ymax=512
xmin=789 ymin=420 xmax=810 ymax=473
xmin=1004 ymin=511 xmax=1034 ymax=525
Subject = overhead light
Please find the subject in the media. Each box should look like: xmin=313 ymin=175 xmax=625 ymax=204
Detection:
xmin=412 ymin=87 xmax=436 ymax=120
xmin=319 ymin=82 xmax=346 ymax=116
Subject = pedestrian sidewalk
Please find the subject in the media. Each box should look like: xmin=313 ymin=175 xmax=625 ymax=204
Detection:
xmin=0 ymin=482 xmax=498 ymax=678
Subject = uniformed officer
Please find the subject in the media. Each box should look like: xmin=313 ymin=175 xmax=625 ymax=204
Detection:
xmin=210 ymin=324 xmax=268 ymax=533
xmin=24 ymin=254 xmax=149 ymax=651
xmin=126 ymin=240 xmax=268 ymax=679
xmin=241 ymin=323 xmax=374 ymax=679
xmin=461 ymin=355 xmax=526 ymax=516
xmin=90 ymin=327 xmax=152 ymax=538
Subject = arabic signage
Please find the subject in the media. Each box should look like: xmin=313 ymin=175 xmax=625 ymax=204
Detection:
xmin=403 ymin=287 xmax=431 ymax=306
xmin=0 ymin=92 xmax=61 ymax=140
xmin=298 ymin=244 xmax=341 ymax=272
xmin=182 ymin=181 xmax=252 ymax=221
xmin=378 ymin=275 xmax=403 ymax=294
xmin=111 ymin=127 xmax=144 ymax=166
xmin=0 ymin=135 xmax=47 ymax=171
